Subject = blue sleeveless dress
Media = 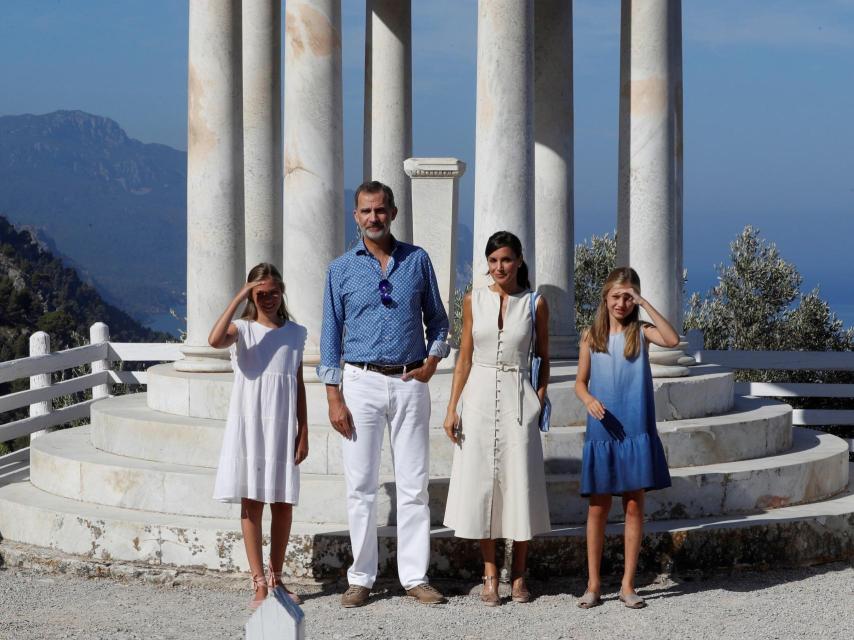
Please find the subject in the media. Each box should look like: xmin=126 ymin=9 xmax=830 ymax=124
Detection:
xmin=581 ymin=330 xmax=672 ymax=497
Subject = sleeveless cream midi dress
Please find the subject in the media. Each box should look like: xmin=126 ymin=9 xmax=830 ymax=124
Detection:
xmin=443 ymin=287 xmax=551 ymax=540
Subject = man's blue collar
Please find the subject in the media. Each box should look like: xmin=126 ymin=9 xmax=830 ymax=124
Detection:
xmin=354 ymin=236 xmax=400 ymax=257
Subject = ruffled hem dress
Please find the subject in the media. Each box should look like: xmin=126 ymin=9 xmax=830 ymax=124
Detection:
xmin=580 ymin=330 xmax=672 ymax=497
xmin=213 ymin=319 xmax=307 ymax=505
xmin=443 ymin=287 xmax=551 ymax=540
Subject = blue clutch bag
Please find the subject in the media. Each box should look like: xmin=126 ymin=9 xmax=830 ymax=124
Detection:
xmin=529 ymin=292 xmax=551 ymax=433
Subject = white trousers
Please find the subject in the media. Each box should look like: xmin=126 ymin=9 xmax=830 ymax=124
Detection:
xmin=341 ymin=364 xmax=432 ymax=589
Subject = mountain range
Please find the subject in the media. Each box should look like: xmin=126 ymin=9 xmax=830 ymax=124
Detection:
xmin=0 ymin=111 xmax=186 ymax=323
xmin=0 ymin=110 xmax=475 ymax=333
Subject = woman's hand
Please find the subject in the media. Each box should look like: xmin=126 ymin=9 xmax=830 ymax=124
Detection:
xmin=294 ymin=427 xmax=309 ymax=465
xmin=585 ymin=396 xmax=606 ymax=420
xmin=443 ymin=410 xmax=461 ymax=444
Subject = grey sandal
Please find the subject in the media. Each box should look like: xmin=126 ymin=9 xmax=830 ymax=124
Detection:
xmin=619 ymin=590 xmax=647 ymax=609
xmin=577 ymin=590 xmax=602 ymax=609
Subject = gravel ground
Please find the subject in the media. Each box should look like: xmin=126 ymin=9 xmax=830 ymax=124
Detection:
xmin=1 ymin=563 xmax=853 ymax=640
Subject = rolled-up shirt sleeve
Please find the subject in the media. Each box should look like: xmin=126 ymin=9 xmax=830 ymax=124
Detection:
xmin=421 ymin=252 xmax=451 ymax=359
xmin=316 ymin=264 xmax=344 ymax=384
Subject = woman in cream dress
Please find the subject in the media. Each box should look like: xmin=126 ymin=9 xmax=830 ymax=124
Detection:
xmin=443 ymin=231 xmax=550 ymax=606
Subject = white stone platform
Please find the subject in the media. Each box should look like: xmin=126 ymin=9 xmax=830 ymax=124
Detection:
xmin=2 ymin=361 xmax=852 ymax=578
xmin=145 ymin=362 xmax=735 ymax=426
xmin=92 ymin=393 xmax=791 ymax=473
xmin=1 ymin=456 xmax=852 ymax=576
xmin=28 ymin=425 xmax=847 ymax=525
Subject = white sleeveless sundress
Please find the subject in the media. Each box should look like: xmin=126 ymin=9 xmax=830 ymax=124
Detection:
xmin=213 ymin=319 xmax=307 ymax=505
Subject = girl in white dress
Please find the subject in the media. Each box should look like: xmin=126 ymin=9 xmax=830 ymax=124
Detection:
xmin=209 ymin=263 xmax=308 ymax=609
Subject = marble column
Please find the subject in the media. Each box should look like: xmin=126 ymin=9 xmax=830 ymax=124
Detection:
xmin=364 ymin=0 xmax=412 ymax=242
xmin=617 ymin=0 xmax=693 ymax=377
xmin=242 ymin=0 xmax=282 ymax=270
xmin=473 ymin=0 xmax=535 ymax=287
xmin=534 ymin=0 xmax=577 ymax=358
xmin=404 ymin=157 xmax=467 ymax=320
xmin=283 ymin=0 xmax=343 ymax=365
xmin=362 ymin=0 xmax=372 ymax=182
xmin=178 ymin=0 xmax=244 ymax=373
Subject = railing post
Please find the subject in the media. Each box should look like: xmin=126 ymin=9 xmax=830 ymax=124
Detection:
xmin=90 ymin=322 xmax=111 ymax=400
xmin=686 ymin=329 xmax=704 ymax=363
xmin=28 ymin=331 xmax=52 ymax=441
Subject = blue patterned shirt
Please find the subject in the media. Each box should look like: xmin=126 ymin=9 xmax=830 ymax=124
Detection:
xmin=317 ymin=238 xmax=450 ymax=385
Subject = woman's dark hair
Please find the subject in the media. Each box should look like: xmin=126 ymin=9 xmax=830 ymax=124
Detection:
xmin=484 ymin=230 xmax=530 ymax=290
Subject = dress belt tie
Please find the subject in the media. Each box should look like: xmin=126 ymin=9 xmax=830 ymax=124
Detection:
xmin=472 ymin=361 xmax=529 ymax=425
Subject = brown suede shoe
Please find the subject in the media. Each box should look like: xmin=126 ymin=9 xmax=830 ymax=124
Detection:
xmin=405 ymin=583 xmax=446 ymax=604
xmin=341 ymin=585 xmax=371 ymax=608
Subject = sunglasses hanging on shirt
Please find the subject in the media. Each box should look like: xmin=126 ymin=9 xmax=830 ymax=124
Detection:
xmin=379 ymin=278 xmax=393 ymax=306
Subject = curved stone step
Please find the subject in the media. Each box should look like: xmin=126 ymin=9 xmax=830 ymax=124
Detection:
xmin=145 ymin=361 xmax=735 ymax=424
xmin=1 ymin=464 xmax=853 ymax=576
xmin=32 ymin=426 xmax=847 ymax=525
xmin=92 ymin=393 xmax=790 ymax=472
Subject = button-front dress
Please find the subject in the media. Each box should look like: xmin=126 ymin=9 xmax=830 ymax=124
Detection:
xmin=443 ymin=287 xmax=551 ymax=540
xmin=213 ymin=318 xmax=307 ymax=505
xmin=580 ymin=330 xmax=672 ymax=496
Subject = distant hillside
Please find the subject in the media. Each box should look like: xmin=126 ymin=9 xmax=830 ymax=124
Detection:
xmin=0 ymin=111 xmax=186 ymax=322
xmin=0 ymin=215 xmax=167 ymax=363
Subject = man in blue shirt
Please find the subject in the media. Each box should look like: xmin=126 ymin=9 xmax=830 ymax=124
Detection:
xmin=318 ymin=180 xmax=450 ymax=608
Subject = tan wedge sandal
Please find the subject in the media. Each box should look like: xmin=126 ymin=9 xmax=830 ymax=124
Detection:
xmin=480 ymin=575 xmax=500 ymax=607
xmin=268 ymin=560 xmax=303 ymax=605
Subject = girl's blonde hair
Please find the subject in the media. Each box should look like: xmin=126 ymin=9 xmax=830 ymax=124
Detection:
xmin=588 ymin=266 xmax=643 ymax=359
xmin=240 ymin=263 xmax=291 ymax=323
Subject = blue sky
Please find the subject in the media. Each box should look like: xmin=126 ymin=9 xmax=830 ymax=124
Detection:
xmin=1 ymin=0 xmax=852 ymax=314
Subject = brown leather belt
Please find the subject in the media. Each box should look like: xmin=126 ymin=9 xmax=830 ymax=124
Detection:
xmin=345 ymin=360 xmax=424 ymax=376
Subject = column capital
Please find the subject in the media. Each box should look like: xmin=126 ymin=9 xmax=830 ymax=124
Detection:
xmin=404 ymin=157 xmax=467 ymax=179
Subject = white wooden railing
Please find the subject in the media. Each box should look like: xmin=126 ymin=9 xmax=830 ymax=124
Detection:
xmin=1 ymin=325 xmax=852 ymax=449
xmin=0 ymin=323 xmax=180 ymax=443
xmin=686 ymin=329 xmax=854 ymax=451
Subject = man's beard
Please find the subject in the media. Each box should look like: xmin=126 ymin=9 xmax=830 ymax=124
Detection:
xmin=361 ymin=223 xmax=390 ymax=241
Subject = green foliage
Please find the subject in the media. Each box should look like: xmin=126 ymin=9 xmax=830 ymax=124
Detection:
xmin=0 ymin=215 xmax=167 ymax=358
xmin=684 ymin=226 xmax=854 ymax=360
xmin=573 ymin=232 xmax=617 ymax=335
xmin=685 ymin=226 xmax=854 ymax=453
xmin=1 ymin=214 xmax=171 ymax=452
xmin=450 ymin=282 xmax=472 ymax=347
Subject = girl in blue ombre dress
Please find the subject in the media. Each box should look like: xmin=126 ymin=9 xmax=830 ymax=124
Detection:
xmin=574 ymin=267 xmax=678 ymax=610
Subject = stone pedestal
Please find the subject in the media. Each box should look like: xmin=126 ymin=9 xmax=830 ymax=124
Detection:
xmin=365 ymin=0 xmax=413 ymax=242
xmin=242 ymin=0 xmax=283 ymax=269
xmin=178 ymin=0 xmax=244 ymax=373
xmin=472 ymin=0 xmax=535 ymax=287
xmin=282 ymin=0 xmax=344 ymax=365
xmin=404 ymin=157 xmax=466 ymax=322
xmin=616 ymin=0 xmax=693 ymax=377
xmin=534 ymin=0 xmax=577 ymax=358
